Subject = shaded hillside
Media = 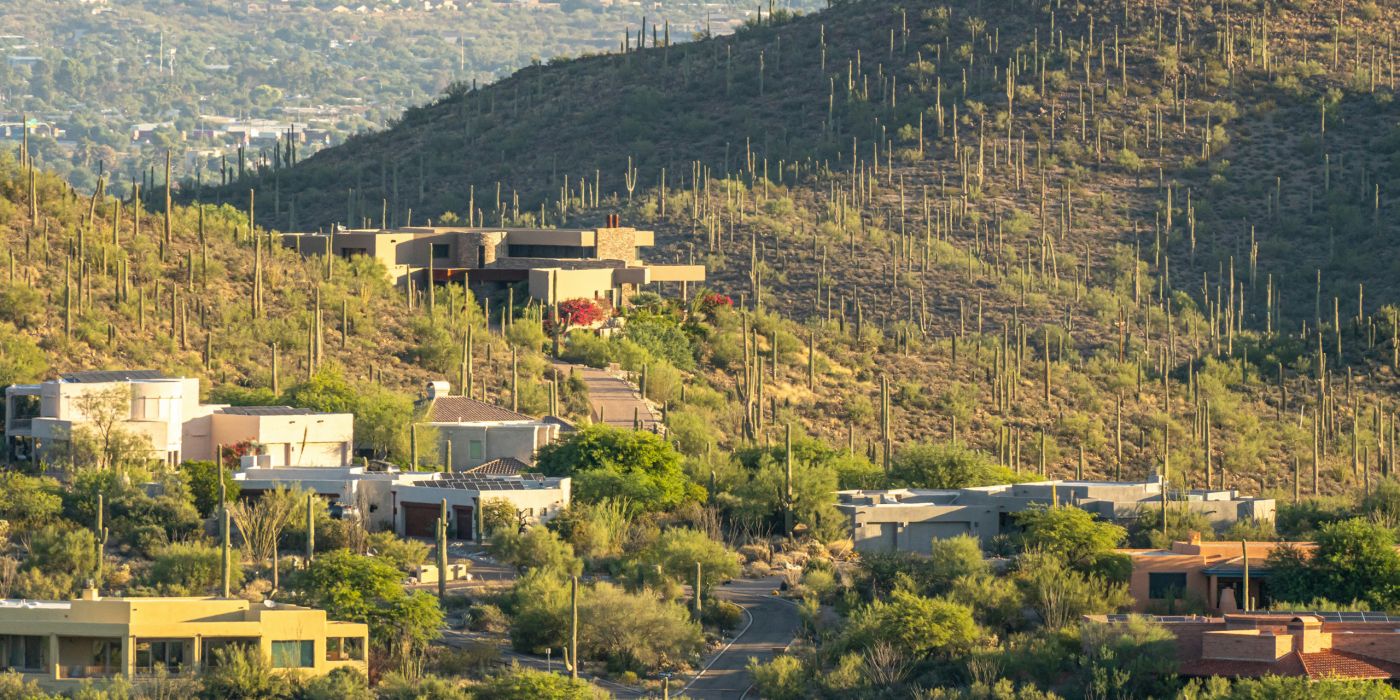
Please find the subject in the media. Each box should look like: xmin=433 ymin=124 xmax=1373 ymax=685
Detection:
xmin=177 ymin=0 xmax=1400 ymax=501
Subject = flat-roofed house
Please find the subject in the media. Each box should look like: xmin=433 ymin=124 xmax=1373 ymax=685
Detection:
xmin=4 ymin=371 xmax=354 ymax=468
xmin=0 ymin=590 xmax=367 ymax=691
xmin=235 ymin=466 xmax=570 ymax=542
xmin=838 ymin=476 xmax=1275 ymax=554
xmin=281 ymin=219 xmax=705 ymax=306
xmin=1119 ymin=533 xmax=1319 ymax=613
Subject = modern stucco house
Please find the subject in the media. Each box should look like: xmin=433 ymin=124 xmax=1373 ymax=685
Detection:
xmin=235 ymin=465 xmax=570 ymax=541
xmin=837 ymin=477 xmax=1276 ymax=554
xmin=281 ymin=219 xmax=705 ymax=305
xmin=1119 ymin=534 xmax=1321 ymax=613
xmin=3 ymin=371 xmax=353 ymax=468
xmin=0 ymin=589 xmax=366 ymax=690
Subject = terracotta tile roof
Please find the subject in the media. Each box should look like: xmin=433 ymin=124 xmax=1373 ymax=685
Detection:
xmin=1298 ymin=650 xmax=1400 ymax=680
xmin=461 ymin=457 xmax=529 ymax=476
xmin=1180 ymin=651 xmax=1400 ymax=681
xmin=428 ymin=396 xmax=534 ymax=423
xmin=1180 ymin=653 xmax=1306 ymax=679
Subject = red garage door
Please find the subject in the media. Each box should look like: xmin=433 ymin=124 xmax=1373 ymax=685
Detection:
xmin=402 ymin=503 xmax=439 ymax=538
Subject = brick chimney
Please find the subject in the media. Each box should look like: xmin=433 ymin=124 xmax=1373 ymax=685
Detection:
xmin=1188 ymin=531 xmax=1203 ymax=545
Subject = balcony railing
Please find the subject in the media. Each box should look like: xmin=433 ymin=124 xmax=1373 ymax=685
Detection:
xmin=60 ymin=665 xmax=117 ymax=679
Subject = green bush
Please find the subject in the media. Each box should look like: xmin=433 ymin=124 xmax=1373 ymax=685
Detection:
xmin=147 ymin=542 xmax=243 ymax=596
xmin=747 ymin=655 xmax=807 ymax=700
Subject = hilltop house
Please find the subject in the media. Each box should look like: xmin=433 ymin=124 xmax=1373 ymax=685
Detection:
xmin=1086 ymin=612 xmax=1400 ymax=681
xmin=0 ymin=590 xmax=366 ymax=690
xmin=837 ymin=477 xmax=1275 ymax=554
xmin=235 ymin=465 xmax=570 ymax=541
xmin=3 ymin=370 xmax=353 ymax=468
xmin=280 ymin=217 xmax=705 ymax=306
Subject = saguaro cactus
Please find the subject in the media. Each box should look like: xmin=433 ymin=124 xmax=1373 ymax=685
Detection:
xmin=436 ymin=499 xmax=448 ymax=603
xmin=220 ymin=475 xmax=231 ymax=598
xmin=305 ymin=493 xmax=315 ymax=564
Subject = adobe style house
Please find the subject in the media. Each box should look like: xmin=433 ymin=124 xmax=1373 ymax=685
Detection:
xmin=281 ymin=219 xmax=705 ymax=306
xmin=1087 ymin=613 xmax=1400 ymax=681
xmin=837 ymin=477 xmax=1275 ymax=554
xmin=3 ymin=370 xmax=353 ymax=468
xmin=1119 ymin=534 xmax=1315 ymax=613
xmin=235 ymin=465 xmax=570 ymax=541
xmin=419 ymin=381 xmax=565 ymax=472
xmin=0 ymin=589 xmax=366 ymax=690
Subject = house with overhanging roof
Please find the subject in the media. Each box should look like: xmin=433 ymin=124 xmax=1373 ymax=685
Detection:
xmin=418 ymin=381 xmax=567 ymax=472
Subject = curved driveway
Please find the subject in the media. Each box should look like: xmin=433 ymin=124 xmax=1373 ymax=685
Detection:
xmin=681 ymin=575 xmax=802 ymax=699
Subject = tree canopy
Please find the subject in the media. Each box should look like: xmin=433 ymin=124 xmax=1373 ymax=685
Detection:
xmin=535 ymin=424 xmax=701 ymax=511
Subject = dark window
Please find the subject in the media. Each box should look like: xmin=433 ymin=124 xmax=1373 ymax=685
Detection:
xmin=431 ymin=243 xmax=450 ymax=259
xmin=1148 ymin=572 xmax=1189 ymax=599
xmin=476 ymin=246 xmax=486 ymax=267
xmin=1 ymin=635 xmax=45 ymax=671
xmin=338 ymin=247 xmax=368 ymax=259
xmin=271 ymin=640 xmax=315 ymax=668
xmin=135 ymin=639 xmax=186 ymax=672
xmin=507 ymin=244 xmax=595 ymax=259
xmin=326 ymin=637 xmax=364 ymax=662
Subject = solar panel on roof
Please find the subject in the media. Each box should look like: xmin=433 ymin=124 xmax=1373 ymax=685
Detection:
xmin=61 ymin=369 xmax=166 ymax=383
xmin=219 ymin=406 xmax=322 ymax=416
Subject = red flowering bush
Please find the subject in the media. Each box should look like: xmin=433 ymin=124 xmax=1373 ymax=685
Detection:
xmin=553 ymin=298 xmax=609 ymax=332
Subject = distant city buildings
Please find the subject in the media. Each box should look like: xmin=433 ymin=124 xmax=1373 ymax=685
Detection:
xmin=837 ymin=477 xmax=1276 ymax=554
xmin=282 ymin=220 xmax=705 ymax=305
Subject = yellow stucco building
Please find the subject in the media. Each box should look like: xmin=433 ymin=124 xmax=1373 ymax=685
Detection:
xmin=0 ymin=590 xmax=367 ymax=690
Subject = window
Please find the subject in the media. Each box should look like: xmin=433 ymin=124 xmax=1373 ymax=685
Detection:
xmin=506 ymin=244 xmax=595 ymax=259
xmin=1 ymin=635 xmax=45 ymax=671
xmin=271 ymin=640 xmax=315 ymax=668
xmin=201 ymin=639 xmax=255 ymax=667
xmin=135 ymin=639 xmax=186 ymax=673
xmin=431 ymin=243 xmax=450 ymax=259
xmin=1148 ymin=572 xmax=1189 ymax=599
xmin=468 ymin=441 xmax=484 ymax=460
xmin=325 ymin=637 xmax=365 ymax=662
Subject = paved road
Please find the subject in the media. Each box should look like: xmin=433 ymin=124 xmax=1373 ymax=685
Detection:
xmin=551 ymin=360 xmax=663 ymax=431
xmin=680 ymin=576 xmax=801 ymax=699
xmin=434 ymin=561 xmax=799 ymax=698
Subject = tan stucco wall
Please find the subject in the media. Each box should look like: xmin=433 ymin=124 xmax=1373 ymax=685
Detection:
xmin=1201 ymin=630 xmax=1291 ymax=662
xmin=0 ymin=597 xmax=366 ymax=690
xmin=207 ymin=413 xmax=353 ymax=467
xmin=528 ymin=267 xmax=618 ymax=303
xmin=434 ymin=422 xmax=556 ymax=469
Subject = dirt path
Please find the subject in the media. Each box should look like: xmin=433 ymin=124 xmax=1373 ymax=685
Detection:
xmin=552 ymin=360 xmax=663 ymax=432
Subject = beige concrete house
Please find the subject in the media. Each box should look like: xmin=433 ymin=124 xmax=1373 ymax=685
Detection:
xmin=419 ymin=381 xmax=562 ymax=472
xmin=838 ymin=477 xmax=1276 ymax=554
xmin=4 ymin=371 xmax=353 ymax=468
xmin=281 ymin=221 xmax=704 ymax=305
xmin=0 ymin=590 xmax=366 ymax=690
xmin=235 ymin=466 xmax=571 ymax=541
xmin=185 ymin=406 xmax=354 ymax=467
